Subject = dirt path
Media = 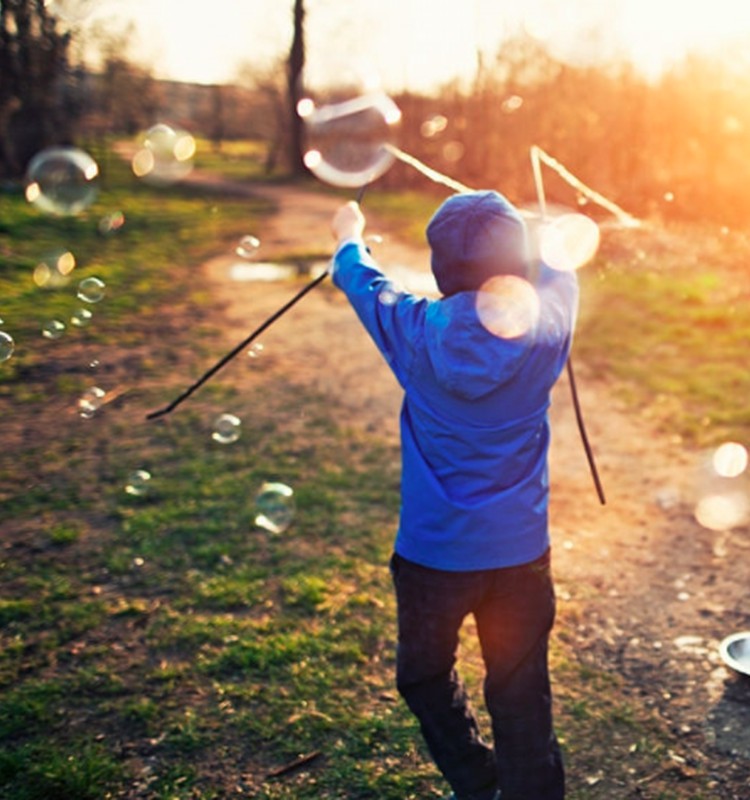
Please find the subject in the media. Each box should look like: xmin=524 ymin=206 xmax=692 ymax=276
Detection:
xmin=201 ymin=180 xmax=750 ymax=796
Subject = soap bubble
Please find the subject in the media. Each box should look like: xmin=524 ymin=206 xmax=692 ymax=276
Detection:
xmin=98 ymin=211 xmax=125 ymax=236
xmin=300 ymin=91 xmax=401 ymax=188
xmin=33 ymin=249 xmax=76 ymax=289
xmin=0 ymin=331 xmax=14 ymax=362
xmin=693 ymin=443 xmax=750 ymax=531
xmin=540 ymin=213 xmax=600 ymax=271
xmin=77 ymin=276 xmax=106 ymax=304
xmin=476 ymin=275 xmax=540 ymax=339
xmin=420 ymin=114 xmax=448 ymax=138
xmin=247 ymin=342 xmax=264 ymax=359
xmin=71 ymin=308 xmax=93 ymax=327
xmin=131 ymin=123 xmax=196 ymax=185
xmin=78 ymin=386 xmax=105 ymax=418
xmin=125 ymin=469 xmax=152 ymax=497
xmin=25 ymin=147 xmax=99 ymax=215
xmin=212 ymin=413 xmax=241 ymax=444
xmin=42 ymin=319 xmax=66 ymax=340
xmin=236 ymin=235 xmax=260 ymax=259
xmin=254 ymin=482 xmax=295 ymax=534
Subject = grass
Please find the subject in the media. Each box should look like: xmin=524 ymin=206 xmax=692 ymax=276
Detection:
xmin=0 ymin=138 xmax=745 ymax=798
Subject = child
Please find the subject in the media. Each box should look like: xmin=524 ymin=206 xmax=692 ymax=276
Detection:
xmin=330 ymin=190 xmax=578 ymax=800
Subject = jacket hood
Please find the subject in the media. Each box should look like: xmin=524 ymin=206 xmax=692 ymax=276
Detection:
xmin=422 ymin=293 xmax=531 ymax=400
xmin=426 ymin=190 xmax=529 ymax=297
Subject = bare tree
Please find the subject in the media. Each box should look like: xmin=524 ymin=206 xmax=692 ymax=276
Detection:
xmin=0 ymin=0 xmax=74 ymax=177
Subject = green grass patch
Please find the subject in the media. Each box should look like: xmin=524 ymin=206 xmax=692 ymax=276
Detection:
xmin=0 ymin=146 xmax=741 ymax=798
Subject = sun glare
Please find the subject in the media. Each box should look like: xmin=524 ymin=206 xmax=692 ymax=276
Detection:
xmin=93 ymin=0 xmax=750 ymax=90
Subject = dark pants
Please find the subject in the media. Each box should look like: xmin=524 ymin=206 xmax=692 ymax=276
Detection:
xmin=390 ymin=549 xmax=564 ymax=800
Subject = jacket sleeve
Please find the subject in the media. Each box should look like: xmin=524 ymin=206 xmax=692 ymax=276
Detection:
xmin=331 ymin=241 xmax=427 ymax=388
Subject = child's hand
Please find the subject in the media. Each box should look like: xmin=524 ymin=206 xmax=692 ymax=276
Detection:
xmin=332 ymin=201 xmax=365 ymax=245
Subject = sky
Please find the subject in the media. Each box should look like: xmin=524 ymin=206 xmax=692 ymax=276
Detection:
xmin=76 ymin=0 xmax=750 ymax=91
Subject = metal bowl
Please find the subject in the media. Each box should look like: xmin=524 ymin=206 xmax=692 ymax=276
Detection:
xmin=719 ymin=632 xmax=750 ymax=677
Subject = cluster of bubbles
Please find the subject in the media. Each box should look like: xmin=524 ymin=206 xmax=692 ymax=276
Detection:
xmin=694 ymin=442 xmax=749 ymax=531
xmin=131 ymin=124 xmax=196 ymax=186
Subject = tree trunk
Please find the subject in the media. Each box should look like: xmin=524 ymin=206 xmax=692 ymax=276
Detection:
xmin=287 ymin=0 xmax=308 ymax=176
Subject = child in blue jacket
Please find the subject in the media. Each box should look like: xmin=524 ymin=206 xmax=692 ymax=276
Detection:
xmin=330 ymin=190 xmax=578 ymax=800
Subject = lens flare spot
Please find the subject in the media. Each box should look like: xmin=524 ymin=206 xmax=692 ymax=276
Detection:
xmin=476 ymin=275 xmax=540 ymax=339
xmin=694 ymin=493 xmax=749 ymax=532
xmin=713 ymin=442 xmax=748 ymax=478
xmin=540 ymin=213 xmax=600 ymax=271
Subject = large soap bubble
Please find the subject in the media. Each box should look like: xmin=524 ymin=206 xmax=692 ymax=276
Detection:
xmin=131 ymin=123 xmax=196 ymax=186
xmin=299 ymin=91 xmax=401 ymax=188
xmin=0 ymin=331 xmax=15 ymax=363
xmin=25 ymin=147 xmax=99 ymax=216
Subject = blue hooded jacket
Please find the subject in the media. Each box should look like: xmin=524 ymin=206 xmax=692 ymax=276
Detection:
xmin=332 ymin=192 xmax=579 ymax=571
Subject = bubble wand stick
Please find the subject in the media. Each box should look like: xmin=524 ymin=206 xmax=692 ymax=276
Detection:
xmin=145 ymin=183 xmax=368 ymax=421
xmin=530 ymin=146 xmax=606 ymax=505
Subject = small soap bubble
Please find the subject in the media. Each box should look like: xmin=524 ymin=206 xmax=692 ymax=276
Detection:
xmin=0 ymin=331 xmax=14 ymax=362
xmin=212 ymin=413 xmax=241 ymax=444
xmin=24 ymin=147 xmax=99 ymax=215
xmin=98 ymin=210 xmax=125 ymax=235
xmin=301 ymin=91 xmax=401 ymax=188
xmin=236 ymin=235 xmax=260 ymax=259
xmin=420 ymin=114 xmax=448 ymax=138
xmin=33 ymin=249 xmax=76 ymax=289
xmin=254 ymin=482 xmax=295 ymax=534
xmin=125 ymin=469 xmax=152 ymax=497
xmin=501 ymin=94 xmax=524 ymax=113
xmin=132 ymin=123 xmax=195 ymax=185
xmin=540 ymin=214 xmax=600 ymax=272
xmin=42 ymin=319 xmax=66 ymax=340
xmin=77 ymin=276 xmax=106 ymax=304
xmin=78 ymin=386 xmax=105 ymax=418
xmin=247 ymin=342 xmax=264 ymax=359
xmin=476 ymin=275 xmax=540 ymax=339
xmin=71 ymin=308 xmax=93 ymax=327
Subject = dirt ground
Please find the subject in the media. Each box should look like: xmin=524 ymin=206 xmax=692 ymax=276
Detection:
xmin=196 ymin=178 xmax=750 ymax=797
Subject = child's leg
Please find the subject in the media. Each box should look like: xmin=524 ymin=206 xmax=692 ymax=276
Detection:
xmin=475 ymin=549 xmax=564 ymax=800
xmin=390 ymin=553 xmax=499 ymax=800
